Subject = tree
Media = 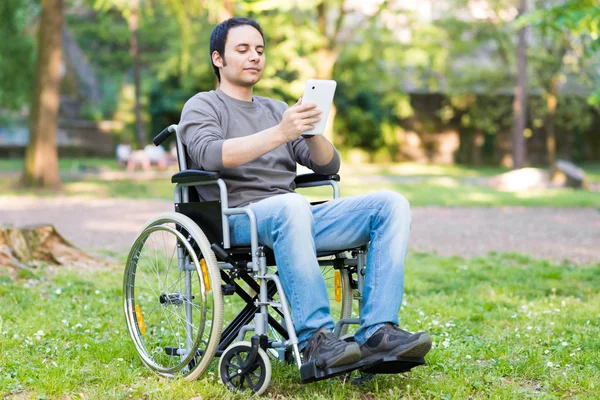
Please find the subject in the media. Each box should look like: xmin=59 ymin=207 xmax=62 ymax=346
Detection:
xmin=511 ymin=0 xmax=527 ymax=169
xmin=243 ymin=0 xmax=392 ymax=143
xmin=127 ymin=0 xmax=145 ymax=148
xmin=529 ymin=19 xmax=571 ymax=166
xmin=523 ymin=0 xmax=600 ymax=163
xmin=22 ymin=0 xmax=64 ymax=189
xmin=0 ymin=0 xmax=36 ymax=116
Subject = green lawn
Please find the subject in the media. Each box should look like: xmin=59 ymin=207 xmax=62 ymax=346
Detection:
xmin=1 ymin=252 xmax=598 ymax=399
xmin=0 ymin=157 xmax=120 ymax=173
xmin=1 ymin=159 xmax=599 ymax=207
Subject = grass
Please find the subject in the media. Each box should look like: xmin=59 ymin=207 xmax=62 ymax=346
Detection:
xmin=0 ymin=157 xmax=121 ymax=173
xmin=1 ymin=252 xmax=599 ymax=399
xmin=1 ymin=159 xmax=599 ymax=207
xmin=299 ymin=179 xmax=600 ymax=207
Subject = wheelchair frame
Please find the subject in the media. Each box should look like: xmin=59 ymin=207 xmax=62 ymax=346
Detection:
xmin=123 ymin=124 xmax=424 ymax=395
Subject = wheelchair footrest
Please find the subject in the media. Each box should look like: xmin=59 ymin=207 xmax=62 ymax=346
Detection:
xmin=300 ymin=355 xmax=425 ymax=384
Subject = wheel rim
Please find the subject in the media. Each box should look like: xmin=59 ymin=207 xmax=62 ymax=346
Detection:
xmin=124 ymin=223 xmax=212 ymax=375
xmin=320 ymin=265 xmax=352 ymax=327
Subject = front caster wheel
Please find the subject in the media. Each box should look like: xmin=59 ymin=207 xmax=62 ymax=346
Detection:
xmin=219 ymin=341 xmax=271 ymax=396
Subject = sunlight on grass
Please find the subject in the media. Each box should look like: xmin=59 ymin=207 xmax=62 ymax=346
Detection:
xmin=465 ymin=192 xmax=498 ymax=202
xmin=427 ymin=176 xmax=462 ymax=188
xmin=1 ymin=162 xmax=598 ymax=208
xmin=66 ymin=181 xmax=112 ymax=197
xmin=0 ymin=158 xmax=120 ymax=173
xmin=339 ymin=162 xmax=508 ymax=178
xmin=1 ymin=252 xmax=598 ymax=399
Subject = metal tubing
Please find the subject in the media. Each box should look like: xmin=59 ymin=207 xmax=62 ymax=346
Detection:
xmin=262 ymin=274 xmax=296 ymax=346
xmin=183 ymin=256 xmax=194 ymax=353
xmin=334 ymin=318 xmax=360 ymax=337
xmin=255 ymin=249 xmax=268 ymax=336
xmin=357 ymin=250 xmax=366 ymax=313
xmin=223 ymin=207 xmax=259 ymax=269
xmin=173 ymin=124 xmax=187 ymax=171
xmin=296 ymin=180 xmax=340 ymax=198
xmin=174 ymin=184 xmax=182 ymax=204
xmin=237 ymin=324 xmax=255 ymax=342
xmin=172 ymin=125 xmax=190 ymax=203
xmin=216 ymin=179 xmax=230 ymax=248
xmin=263 ymin=272 xmax=303 ymax=369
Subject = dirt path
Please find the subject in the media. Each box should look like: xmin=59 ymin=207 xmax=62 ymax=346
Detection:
xmin=1 ymin=196 xmax=598 ymax=265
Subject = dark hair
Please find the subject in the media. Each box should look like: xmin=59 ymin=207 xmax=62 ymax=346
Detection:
xmin=210 ymin=17 xmax=265 ymax=82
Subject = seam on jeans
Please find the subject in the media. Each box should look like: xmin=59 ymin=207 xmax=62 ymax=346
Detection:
xmin=273 ymin=210 xmax=303 ymax=326
xmin=360 ymin=197 xmax=390 ymax=345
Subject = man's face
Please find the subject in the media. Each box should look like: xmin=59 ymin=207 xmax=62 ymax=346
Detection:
xmin=214 ymin=25 xmax=265 ymax=88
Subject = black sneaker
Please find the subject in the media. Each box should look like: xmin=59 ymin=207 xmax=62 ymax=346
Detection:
xmin=360 ymin=323 xmax=432 ymax=363
xmin=303 ymin=328 xmax=361 ymax=369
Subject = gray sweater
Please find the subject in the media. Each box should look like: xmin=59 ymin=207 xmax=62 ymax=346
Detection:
xmin=178 ymin=88 xmax=341 ymax=208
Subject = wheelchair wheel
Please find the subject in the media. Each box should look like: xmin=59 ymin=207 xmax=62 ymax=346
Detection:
xmin=321 ymin=265 xmax=353 ymax=336
xmin=219 ymin=341 xmax=271 ymax=396
xmin=123 ymin=212 xmax=223 ymax=380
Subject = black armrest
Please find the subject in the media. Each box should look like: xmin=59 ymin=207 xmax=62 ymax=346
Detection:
xmin=294 ymin=173 xmax=340 ymax=185
xmin=172 ymin=169 xmax=221 ymax=184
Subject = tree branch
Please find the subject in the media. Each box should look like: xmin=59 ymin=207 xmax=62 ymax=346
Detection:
xmin=317 ymin=1 xmax=327 ymax=38
xmin=335 ymin=0 xmax=388 ymax=52
xmin=330 ymin=0 xmax=347 ymax=49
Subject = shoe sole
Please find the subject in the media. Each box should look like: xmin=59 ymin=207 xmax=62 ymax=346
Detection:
xmin=361 ymin=333 xmax=433 ymax=363
xmin=325 ymin=343 xmax=362 ymax=368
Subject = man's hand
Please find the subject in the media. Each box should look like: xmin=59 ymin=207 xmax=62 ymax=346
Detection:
xmin=277 ymin=99 xmax=322 ymax=142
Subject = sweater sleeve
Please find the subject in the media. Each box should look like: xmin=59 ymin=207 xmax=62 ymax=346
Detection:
xmin=272 ymin=99 xmax=341 ymax=175
xmin=291 ymin=137 xmax=341 ymax=175
xmin=178 ymin=94 xmax=225 ymax=171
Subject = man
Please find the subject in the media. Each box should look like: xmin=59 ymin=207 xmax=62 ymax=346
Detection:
xmin=179 ymin=17 xmax=432 ymax=369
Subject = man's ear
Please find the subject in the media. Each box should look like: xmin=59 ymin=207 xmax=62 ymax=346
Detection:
xmin=212 ymin=51 xmax=224 ymax=68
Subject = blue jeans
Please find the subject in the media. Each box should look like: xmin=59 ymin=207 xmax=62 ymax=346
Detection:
xmin=228 ymin=190 xmax=411 ymax=346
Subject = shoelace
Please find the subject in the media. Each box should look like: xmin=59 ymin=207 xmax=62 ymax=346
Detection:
xmin=305 ymin=331 xmax=327 ymax=357
xmin=305 ymin=330 xmax=341 ymax=365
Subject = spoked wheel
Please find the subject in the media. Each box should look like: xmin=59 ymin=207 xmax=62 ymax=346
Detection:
xmin=123 ymin=212 xmax=223 ymax=380
xmin=321 ymin=263 xmax=353 ymax=336
xmin=219 ymin=341 xmax=272 ymax=396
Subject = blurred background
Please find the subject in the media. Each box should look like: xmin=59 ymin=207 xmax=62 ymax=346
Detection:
xmin=1 ymin=0 xmax=599 ymax=192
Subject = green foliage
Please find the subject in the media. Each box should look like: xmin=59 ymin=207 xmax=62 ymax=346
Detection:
xmin=0 ymin=0 xmax=37 ymax=113
xmin=522 ymin=0 xmax=600 ymax=105
xmin=4 ymin=0 xmax=599 ymax=163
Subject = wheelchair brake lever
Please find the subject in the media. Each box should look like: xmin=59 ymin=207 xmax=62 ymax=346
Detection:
xmin=211 ymin=243 xmax=237 ymax=265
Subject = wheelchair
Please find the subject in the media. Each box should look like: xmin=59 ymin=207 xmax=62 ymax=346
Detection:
xmin=123 ymin=124 xmax=426 ymax=395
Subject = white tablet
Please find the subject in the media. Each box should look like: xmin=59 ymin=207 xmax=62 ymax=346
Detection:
xmin=301 ymin=79 xmax=337 ymax=136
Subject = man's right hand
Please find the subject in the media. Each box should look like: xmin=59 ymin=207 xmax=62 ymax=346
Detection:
xmin=277 ymin=99 xmax=322 ymax=142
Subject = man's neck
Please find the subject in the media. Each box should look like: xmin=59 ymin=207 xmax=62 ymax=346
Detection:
xmin=219 ymin=81 xmax=253 ymax=102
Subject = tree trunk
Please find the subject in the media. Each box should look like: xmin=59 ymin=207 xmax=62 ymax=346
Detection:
xmin=22 ymin=0 xmax=63 ymax=189
xmin=316 ymin=49 xmax=339 ymax=143
xmin=511 ymin=0 xmax=527 ymax=170
xmin=0 ymin=225 xmax=100 ymax=271
xmin=545 ymin=75 xmax=559 ymax=165
xmin=129 ymin=0 xmax=145 ymax=148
